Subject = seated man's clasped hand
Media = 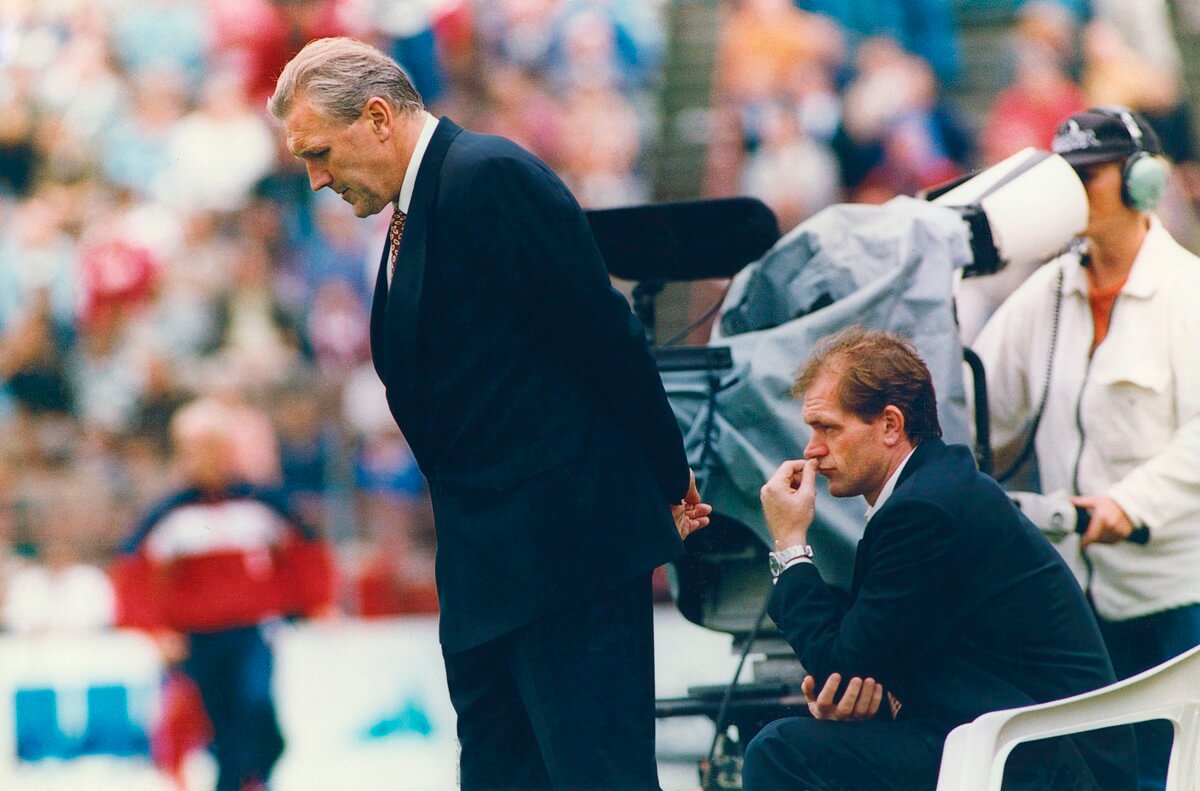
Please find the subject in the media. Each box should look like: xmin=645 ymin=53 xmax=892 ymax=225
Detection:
xmin=801 ymin=672 xmax=884 ymax=722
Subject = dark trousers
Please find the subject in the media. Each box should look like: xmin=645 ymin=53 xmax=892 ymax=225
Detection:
xmin=743 ymin=714 xmax=1102 ymax=791
xmin=184 ymin=623 xmax=285 ymax=791
xmin=443 ymin=573 xmax=659 ymax=791
xmin=1098 ymin=603 xmax=1200 ymax=791
xmin=743 ymin=716 xmax=945 ymax=791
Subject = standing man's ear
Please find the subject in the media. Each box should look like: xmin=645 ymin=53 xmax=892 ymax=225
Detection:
xmin=364 ymin=97 xmax=394 ymax=141
xmin=880 ymin=405 xmax=906 ymax=447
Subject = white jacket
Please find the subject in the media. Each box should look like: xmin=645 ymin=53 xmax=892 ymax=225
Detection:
xmin=974 ymin=216 xmax=1200 ymax=621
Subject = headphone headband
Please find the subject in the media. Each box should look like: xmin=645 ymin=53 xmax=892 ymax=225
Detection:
xmin=1108 ymin=107 xmax=1145 ymax=154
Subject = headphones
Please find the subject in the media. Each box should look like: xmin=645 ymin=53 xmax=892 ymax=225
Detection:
xmin=1096 ymin=106 xmax=1169 ymax=211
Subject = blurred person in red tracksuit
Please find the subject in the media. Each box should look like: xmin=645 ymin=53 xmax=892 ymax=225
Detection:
xmin=111 ymin=397 xmax=335 ymax=791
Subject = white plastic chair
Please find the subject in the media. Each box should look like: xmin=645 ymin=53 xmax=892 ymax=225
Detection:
xmin=936 ymin=643 xmax=1200 ymax=791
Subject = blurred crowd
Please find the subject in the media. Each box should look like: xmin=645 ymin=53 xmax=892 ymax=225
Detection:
xmin=2 ymin=0 xmax=1200 ymax=633
xmin=708 ymin=0 xmax=1200 ymax=239
xmin=0 ymin=0 xmax=672 ymax=630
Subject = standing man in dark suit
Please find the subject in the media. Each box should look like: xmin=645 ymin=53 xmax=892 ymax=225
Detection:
xmin=269 ymin=37 xmax=709 ymax=790
xmin=743 ymin=327 xmax=1135 ymax=790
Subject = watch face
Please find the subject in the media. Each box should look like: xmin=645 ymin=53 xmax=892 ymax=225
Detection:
xmin=768 ymin=555 xmax=782 ymax=576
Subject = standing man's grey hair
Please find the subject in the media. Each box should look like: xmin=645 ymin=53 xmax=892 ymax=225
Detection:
xmin=268 ymin=37 xmax=424 ymax=123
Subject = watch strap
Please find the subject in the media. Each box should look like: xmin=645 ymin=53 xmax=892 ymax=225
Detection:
xmin=769 ymin=544 xmax=814 ymax=578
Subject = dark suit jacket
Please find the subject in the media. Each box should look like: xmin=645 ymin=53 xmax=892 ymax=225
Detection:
xmin=769 ymin=438 xmax=1136 ymax=789
xmin=369 ymin=118 xmax=690 ymax=653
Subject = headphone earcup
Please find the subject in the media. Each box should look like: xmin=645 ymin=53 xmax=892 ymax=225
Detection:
xmin=1122 ymin=152 xmax=1168 ymax=211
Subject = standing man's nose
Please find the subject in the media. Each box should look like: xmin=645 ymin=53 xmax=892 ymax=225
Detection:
xmin=307 ymin=164 xmax=332 ymax=191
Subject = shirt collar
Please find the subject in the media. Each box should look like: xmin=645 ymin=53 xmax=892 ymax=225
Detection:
xmin=1063 ymin=214 xmax=1166 ymax=300
xmin=1121 ymin=214 xmax=1168 ymax=299
xmin=864 ymin=446 xmax=916 ymax=522
xmin=396 ymin=112 xmax=439 ymax=214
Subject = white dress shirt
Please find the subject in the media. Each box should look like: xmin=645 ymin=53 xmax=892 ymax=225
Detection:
xmin=864 ymin=447 xmax=916 ymax=523
xmin=388 ymin=111 xmax=439 ymax=287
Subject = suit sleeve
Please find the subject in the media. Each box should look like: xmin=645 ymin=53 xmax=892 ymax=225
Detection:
xmin=466 ymin=154 xmax=691 ymax=503
xmin=768 ymin=500 xmax=961 ymax=686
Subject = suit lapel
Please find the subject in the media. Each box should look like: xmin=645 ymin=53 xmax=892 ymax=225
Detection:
xmin=894 ymin=437 xmax=942 ymax=490
xmin=848 ymin=438 xmax=946 ymax=596
xmin=369 ymin=118 xmax=463 ymax=399
xmin=369 ymin=243 xmax=390 ymax=381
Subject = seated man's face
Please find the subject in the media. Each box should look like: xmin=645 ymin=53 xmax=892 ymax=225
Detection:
xmin=801 ymin=368 xmax=892 ymax=501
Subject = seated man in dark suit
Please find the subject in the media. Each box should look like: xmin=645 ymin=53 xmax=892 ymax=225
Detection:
xmin=743 ymin=327 xmax=1136 ymax=790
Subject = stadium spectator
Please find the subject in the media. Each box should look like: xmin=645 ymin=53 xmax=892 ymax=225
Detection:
xmin=780 ymin=58 xmax=843 ymax=146
xmin=362 ymin=0 xmax=451 ymax=105
xmin=109 ymin=0 xmax=209 ymax=90
xmin=739 ymin=99 xmax=841 ymax=233
xmin=707 ymin=1 xmax=845 ymax=207
xmin=744 ymin=327 xmax=1135 ymax=790
xmin=558 ymin=82 xmax=648 ymax=208
xmin=979 ymin=2 xmax=1086 ymax=165
xmin=159 ymin=69 xmax=277 ymax=213
xmin=475 ymin=0 xmax=563 ymax=75
xmin=1090 ymin=0 xmax=1182 ymax=74
xmin=835 ymin=37 xmax=972 ymax=202
xmin=207 ymin=237 xmax=304 ymax=392
xmin=1080 ymin=20 xmax=1182 ymax=148
xmin=796 ymin=0 xmax=963 ymax=85
xmin=353 ymin=516 xmax=439 ymax=617
xmin=272 ymin=377 xmax=333 ymax=501
xmin=71 ymin=302 xmax=151 ymax=443
xmin=306 ymin=278 xmax=370 ymax=376
xmin=545 ymin=4 xmax=654 ymax=94
xmin=208 ymin=0 xmax=355 ymax=106
xmin=0 ymin=193 xmax=78 ymax=335
xmin=475 ymin=63 xmax=564 ymax=170
xmin=101 ymin=66 xmax=189 ymax=201
xmin=715 ymin=0 xmax=836 ymax=108
xmin=111 ymin=397 xmax=335 ymax=791
xmin=287 ymin=190 xmax=375 ymax=305
xmin=0 ymin=290 xmax=74 ymax=442
xmin=975 ymin=107 xmax=1200 ymax=791
xmin=34 ymin=31 xmax=128 ymax=162
xmin=124 ymin=353 xmax=191 ymax=461
xmin=0 ymin=68 xmax=38 ymax=197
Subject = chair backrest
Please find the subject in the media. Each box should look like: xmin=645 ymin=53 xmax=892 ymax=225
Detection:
xmin=935 ymin=643 xmax=1200 ymax=791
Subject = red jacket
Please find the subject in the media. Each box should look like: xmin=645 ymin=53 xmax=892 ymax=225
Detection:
xmin=112 ymin=484 xmax=335 ymax=633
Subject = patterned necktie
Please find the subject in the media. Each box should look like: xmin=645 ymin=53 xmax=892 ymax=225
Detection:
xmin=387 ymin=207 xmax=407 ymax=283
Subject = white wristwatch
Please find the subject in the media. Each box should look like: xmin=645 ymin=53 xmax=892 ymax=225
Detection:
xmin=768 ymin=544 xmax=814 ymax=578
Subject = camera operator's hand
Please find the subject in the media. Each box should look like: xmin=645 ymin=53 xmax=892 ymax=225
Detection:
xmin=1071 ymin=495 xmax=1134 ymax=548
xmin=761 ymin=459 xmax=817 ymax=550
xmin=671 ymin=468 xmax=712 ymax=540
xmin=802 ymin=673 xmax=883 ymax=721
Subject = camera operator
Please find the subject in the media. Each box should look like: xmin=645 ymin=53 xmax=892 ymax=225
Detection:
xmin=742 ymin=328 xmax=1134 ymax=791
xmin=974 ymin=107 xmax=1200 ymax=790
